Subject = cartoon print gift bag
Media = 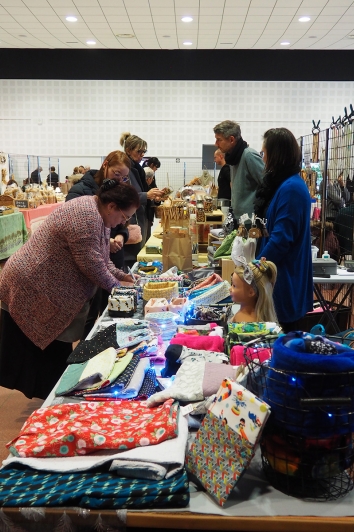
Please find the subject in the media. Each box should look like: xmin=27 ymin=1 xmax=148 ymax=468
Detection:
xmin=186 ymin=378 xmax=271 ymax=506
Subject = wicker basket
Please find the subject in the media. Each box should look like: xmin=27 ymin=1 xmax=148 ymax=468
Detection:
xmin=0 ymin=195 xmax=14 ymax=207
xmin=143 ymin=281 xmax=179 ymax=302
xmin=155 ymin=205 xmax=163 ymax=219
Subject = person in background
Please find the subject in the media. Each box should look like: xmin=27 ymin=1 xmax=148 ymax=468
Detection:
xmin=120 ymin=132 xmax=164 ymax=268
xmin=6 ymin=178 xmax=18 ymax=188
xmin=214 ymin=148 xmax=231 ymax=200
xmin=66 ymin=150 xmax=131 ymax=335
xmin=78 ymin=165 xmax=85 ymax=174
xmin=73 ymin=166 xmax=80 ymax=175
xmin=30 ymin=166 xmax=42 ymax=184
xmin=213 ymin=120 xmax=264 ymax=220
xmin=0 ymin=180 xmax=139 ymax=400
xmin=142 ymin=157 xmax=162 ymax=240
xmin=319 ymin=172 xmax=350 ymax=222
xmin=254 ymin=127 xmax=313 ymax=332
xmin=84 ymin=165 xmax=91 ymax=172
xmin=143 ymin=156 xmax=161 ymax=175
xmin=47 ymin=166 xmax=59 ymax=188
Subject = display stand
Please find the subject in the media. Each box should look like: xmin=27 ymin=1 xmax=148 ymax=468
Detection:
xmin=196 ymin=210 xmax=224 ymax=253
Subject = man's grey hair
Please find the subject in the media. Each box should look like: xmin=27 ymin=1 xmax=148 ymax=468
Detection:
xmin=213 ymin=120 xmax=241 ymax=140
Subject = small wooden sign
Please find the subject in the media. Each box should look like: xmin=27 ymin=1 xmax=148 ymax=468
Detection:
xmin=14 ymin=200 xmax=29 ymax=209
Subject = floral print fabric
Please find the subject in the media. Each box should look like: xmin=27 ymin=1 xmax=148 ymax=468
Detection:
xmin=7 ymin=399 xmax=178 ymax=458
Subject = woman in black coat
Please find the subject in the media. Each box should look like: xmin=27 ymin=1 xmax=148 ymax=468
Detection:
xmin=119 ymin=132 xmax=164 ymax=268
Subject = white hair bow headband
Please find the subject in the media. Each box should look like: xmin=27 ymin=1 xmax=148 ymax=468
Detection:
xmin=233 ymin=256 xmax=254 ymax=285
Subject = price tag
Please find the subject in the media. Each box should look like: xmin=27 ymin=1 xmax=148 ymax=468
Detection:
xmin=180 ymin=403 xmax=194 ymax=416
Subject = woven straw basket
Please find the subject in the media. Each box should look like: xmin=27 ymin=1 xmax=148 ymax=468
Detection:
xmin=143 ymin=281 xmax=179 ymax=302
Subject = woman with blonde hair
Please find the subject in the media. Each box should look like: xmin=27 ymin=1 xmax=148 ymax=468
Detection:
xmin=119 ymin=132 xmax=163 ymax=267
xmin=230 ymin=257 xmax=278 ymax=323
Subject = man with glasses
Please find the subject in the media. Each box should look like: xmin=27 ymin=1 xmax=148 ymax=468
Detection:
xmin=213 ymin=120 xmax=264 ymax=221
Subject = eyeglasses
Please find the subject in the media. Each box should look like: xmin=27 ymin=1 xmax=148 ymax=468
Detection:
xmin=111 ymin=169 xmax=129 ymax=182
xmin=118 ymin=207 xmax=132 ymax=223
xmin=137 ymin=149 xmax=147 ymax=155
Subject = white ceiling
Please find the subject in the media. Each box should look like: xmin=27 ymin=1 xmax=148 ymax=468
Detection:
xmin=1 ymin=0 xmax=354 ymax=50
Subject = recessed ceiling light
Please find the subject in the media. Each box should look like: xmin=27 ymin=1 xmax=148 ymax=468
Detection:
xmin=183 ymin=41 xmax=193 ymax=45
xmin=280 ymin=41 xmax=290 ymax=45
xmin=348 ymin=34 xmax=354 ymax=38
xmin=19 ymin=34 xmax=27 ymax=37
xmin=66 ymin=41 xmax=78 ymax=43
xmin=181 ymin=16 xmax=193 ymax=23
xmin=299 ymin=16 xmax=311 ymax=22
xmin=220 ymin=42 xmax=232 ymax=44
xmin=116 ymin=33 xmax=135 ymax=38
xmin=86 ymin=40 xmax=96 ymax=45
xmin=163 ymin=35 xmax=171 ymax=38
xmin=308 ymin=36 xmax=317 ymax=39
xmin=66 ymin=16 xmax=77 ymax=22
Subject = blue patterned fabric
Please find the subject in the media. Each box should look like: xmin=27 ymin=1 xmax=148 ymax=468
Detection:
xmin=0 ymin=464 xmax=189 ymax=509
xmin=138 ymin=367 xmax=158 ymax=397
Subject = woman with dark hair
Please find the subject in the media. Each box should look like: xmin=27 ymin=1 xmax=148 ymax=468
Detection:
xmin=0 ymin=180 xmax=139 ymax=399
xmin=254 ymin=127 xmax=313 ymax=332
xmin=120 ymin=132 xmax=164 ymax=267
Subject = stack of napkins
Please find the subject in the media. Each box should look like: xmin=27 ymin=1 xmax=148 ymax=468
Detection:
xmin=145 ymin=311 xmax=178 ymax=341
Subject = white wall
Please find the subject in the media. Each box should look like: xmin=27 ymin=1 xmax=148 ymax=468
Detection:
xmin=1 ymin=78 xmax=354 ymax=164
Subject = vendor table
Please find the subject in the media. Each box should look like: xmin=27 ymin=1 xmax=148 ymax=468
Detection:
xmin=18 ymin=202 xmax=61 ymax=232
xmin=313 ymin=270 xmax=354 ymax=333
xmin=3 ymin=308 xmax=354 ymax=531
xmin=0 ymin=211 xmax=28 ymax=260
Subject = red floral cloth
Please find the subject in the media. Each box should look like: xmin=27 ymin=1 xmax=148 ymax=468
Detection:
xmin=7 ymin=399 xmax=178 ymax=458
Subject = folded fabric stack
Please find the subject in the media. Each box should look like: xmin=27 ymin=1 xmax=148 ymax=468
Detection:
xmin=145 ymin=311 xmax=178 ymax=341
xmin=1 ymin=400 xmax=190 ymax=509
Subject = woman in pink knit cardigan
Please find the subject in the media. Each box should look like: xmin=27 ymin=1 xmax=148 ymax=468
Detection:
xmin=0 ymin=180 xmax=139 ymax=399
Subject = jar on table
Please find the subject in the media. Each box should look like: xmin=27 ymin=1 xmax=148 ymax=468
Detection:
xmin=204 ymin=195 xmax=213 ymax=213
xmin=196 ymin=200 xmax=205 ymax=222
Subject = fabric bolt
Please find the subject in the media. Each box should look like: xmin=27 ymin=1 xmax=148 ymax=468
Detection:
xmin=137 ymin=367 xmax=158 ymax=398
xmin=7 ymin=398 xmax=178 ymax=458
xmin=83 ymin=353 xmax=141 ymax=396
xmin=202 ymin=363 xmax=237 ymax=397
xmin=0 ymin=465 xmax=189 ymax=509
xmin=115 ymin=358 xmax=150 ymax=399
xmin=4 ymin=409 xmax=189 ymax=480
xmin=170 ymin=334 xmax=224 ymax=353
